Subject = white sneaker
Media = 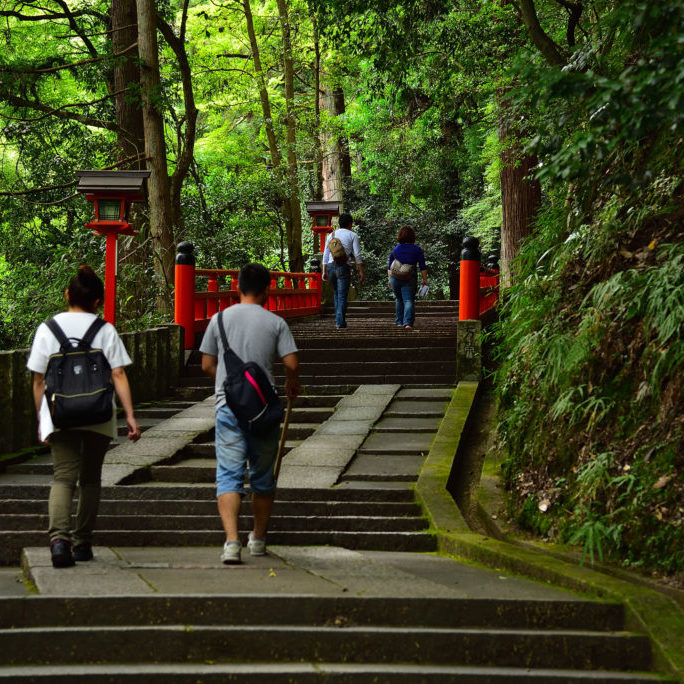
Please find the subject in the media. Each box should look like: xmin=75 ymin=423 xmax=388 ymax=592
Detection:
xmin=247 ymin=532 xmax=266 ymax=556
xmin=220 ymin=540 xmax=242 ymax=565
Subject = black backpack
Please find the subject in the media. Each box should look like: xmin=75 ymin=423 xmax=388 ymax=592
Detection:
xmin=217 ymin=312 xmax=284 ymax=434
xmin=44 ymin=317 xmax=114 ymax=429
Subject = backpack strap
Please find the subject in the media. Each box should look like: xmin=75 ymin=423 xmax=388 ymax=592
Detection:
xmin=81 ymin=317 xmax=107 ymax=348
xmin=45 ymin=318 xmax=70 ymax=349
xmin=216 ymin=311 xmax=244 ymax=370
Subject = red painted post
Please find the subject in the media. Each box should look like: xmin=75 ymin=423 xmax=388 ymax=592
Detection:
xmin=459 ymin=236 xmax=481 ymax=321
xmin=284 ymin=276 xmax=292 ymax=310
xmin=268 ymin=277 xmax=277 ymax=311
xmin=174 ymin=242 xmax=196 ymax=349
xmin=313 ymin=272 xmax=322 ymax=311
xmin=207 ymin=275 xmax=218 ymax=317
xmin=103 ymin=232 xmax=118 ymax=325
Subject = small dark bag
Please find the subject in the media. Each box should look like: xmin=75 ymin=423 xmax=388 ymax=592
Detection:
xmin=217 ymin=313 xmax=284 ymax=434
xmin=44 ymin=318 xmax=114 ymax=429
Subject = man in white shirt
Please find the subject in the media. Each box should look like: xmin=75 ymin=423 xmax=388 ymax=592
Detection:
xmin=322 ymin=213 xmax=365 ymax=328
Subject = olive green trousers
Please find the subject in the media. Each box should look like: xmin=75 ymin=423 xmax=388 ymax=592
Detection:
xmin=48 ymin=430 xmax=110 ymax=545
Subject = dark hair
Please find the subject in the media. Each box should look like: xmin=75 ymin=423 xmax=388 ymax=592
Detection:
xmin=338 ymin=213 xmax=353 ymax=229
xmin=397 ymin=226 xmax=415 ymax=244
xmin=67 ymin=265 xmax=104 ymax=313
xmin=238 ymin=263 xmax=271 ymax=296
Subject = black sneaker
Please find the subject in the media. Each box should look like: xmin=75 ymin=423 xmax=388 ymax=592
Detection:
xmin=73 ymin=542 xmax=93 ymax=562
xmin=50 ymin=539 xmax=75 ymax=568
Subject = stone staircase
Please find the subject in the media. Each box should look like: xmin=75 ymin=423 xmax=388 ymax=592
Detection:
xmin=0 ymin=300 xmax=676 ymax=682
xmin=0 ymin=593 xmax=668 ymax=682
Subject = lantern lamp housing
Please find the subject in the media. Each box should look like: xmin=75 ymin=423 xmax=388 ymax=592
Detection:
xmin=76 ymin=170 xmax=150 ymax=236
xmin=305 ymin=200 xmax=341 ymax=253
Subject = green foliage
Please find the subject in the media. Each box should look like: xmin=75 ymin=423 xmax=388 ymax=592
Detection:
xmin=493 ymin=1 xmax=683 ymax=574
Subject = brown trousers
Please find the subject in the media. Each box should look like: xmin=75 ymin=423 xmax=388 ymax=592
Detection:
xmin=48 ymin=430 xmax=110 ymax=544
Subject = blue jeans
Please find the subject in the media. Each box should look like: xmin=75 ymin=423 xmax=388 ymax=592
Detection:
xmin=215 ymin=406 xmax=280 ymax=497
xmin=391 ymin=276 xmax=417 ymax=326
xmin=327 ymin=263 xmax=351 ymax=327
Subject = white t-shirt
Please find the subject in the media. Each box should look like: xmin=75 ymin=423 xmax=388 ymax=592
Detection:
xmin=26 ymin=312 xmax=132 ymax=441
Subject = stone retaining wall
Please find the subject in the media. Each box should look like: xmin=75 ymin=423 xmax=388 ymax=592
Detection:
xmin=0 ymin=325 xmax=184 ymax=455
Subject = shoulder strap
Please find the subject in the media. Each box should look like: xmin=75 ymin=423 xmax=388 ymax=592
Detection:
xmin=216 ymin=310 xmax=230 ymax=352
xmin=81 ymin=317 xmax=107 ymax=348
xmin=45 ymin=318 xmax=70 ymax=349
xmin=216 ymin=311 xmax=244 ymax=367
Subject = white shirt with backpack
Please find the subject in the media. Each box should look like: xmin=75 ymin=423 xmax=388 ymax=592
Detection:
xmin=322 ymin=228 xmax=363 ymax=265
xmin=27 ymin=312 xmax=131 ymax=441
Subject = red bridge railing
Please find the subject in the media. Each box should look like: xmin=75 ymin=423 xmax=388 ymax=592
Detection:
xmin=459 ymin=237 xmax=499 ymax=320
xmin=174 ymin=243 xmax=322 ymax=349
xmin=479 ymin=267 xmax=500 ymax=316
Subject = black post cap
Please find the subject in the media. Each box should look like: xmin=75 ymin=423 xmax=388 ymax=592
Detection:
xmin=487 ymin=253 xmax=500 ymax=270
xmin=461 ymin=236 xmax=481 ymax=262
xmin=176 ymin=241 xmax=195 ymax=266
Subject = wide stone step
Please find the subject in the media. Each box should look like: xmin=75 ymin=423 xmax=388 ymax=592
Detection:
xmin=274 ymin=374 xmax=455 ymax=386
xmin=0 ymin=664 xmax=669 ymax=683
xmin=0 ymin=499 xmax=422 ymax=517
xmin=0 ymin=530 xmax=437 ymax=562
xmin=0 ymin=625 xmax=650 ymax=670
xmin=293 ymin=336 xmax=458 ymax=349
xmin=133 ymin=407 xmax=184 ymax=419
xmin=0 ymin=595 xmax=625 ymax=630
xmin=0 ymin=484 xmax=416 ymax=503
xmin=273 ymin=361 xmax=457 ymax=376
xmin=1 ymin=514 xmax=427 ymax=533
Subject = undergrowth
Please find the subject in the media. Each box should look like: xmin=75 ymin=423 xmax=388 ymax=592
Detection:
xmin=492 ymin=1 xmax=683 ymax=579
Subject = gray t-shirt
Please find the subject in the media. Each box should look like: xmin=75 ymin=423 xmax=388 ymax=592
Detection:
xmin=199 ymin=304 xmax=298 ymax=409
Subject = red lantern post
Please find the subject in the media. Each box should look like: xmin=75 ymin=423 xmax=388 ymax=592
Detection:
xmin=76 ymin=170 xmax=150 ymax=325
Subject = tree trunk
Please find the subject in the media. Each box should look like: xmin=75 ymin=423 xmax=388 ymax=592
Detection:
xmin=112 ymin=0 xmax=145 ymax=168
xmin=112 ymin=0 xmax=148 ymax=321
xmin=158 ymin=2 xmax=198 ymax=240
xmin=137 ymin=0 xmax=175 ymax=306
xmin=275 ymin=0 xmax=303 ymax=273
xmin=319 ymin=84 xmax=351 ymax=204
xmin=242 ymin=0 xmax=297 ymax=266
xmin=498 ymin=104 xmax=542 ymax=287
xmin=497 ymin=0 xmax=542 ymax=287
xmin=312 ymin=12 xmax=323 ymax=201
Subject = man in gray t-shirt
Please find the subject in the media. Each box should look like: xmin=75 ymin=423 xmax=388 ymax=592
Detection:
xmin=200 ymin=263 xmax=300 ymax=565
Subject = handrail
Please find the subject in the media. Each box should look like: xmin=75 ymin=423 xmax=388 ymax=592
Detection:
xmin=174 ymin=244 xmax=322 ymax=349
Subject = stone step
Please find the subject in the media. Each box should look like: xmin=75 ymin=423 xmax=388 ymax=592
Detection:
xmin=0 ymin=595 xmax=625 ymax=631
xmin=0 ymin=484 xmax=417 ymax=503
xmin=0 ymin=663 xmax=669 ymax=682
xmin=273 ymin=361 xmax=457 ymax=376
xmin=374 ymin=416 xmax=442 ymax=432
xmin=133 ymin=407 xmax=184 ymax=419
xmin=0 ymin=530 xmax=437 ymax=563
xmin=0 ymin=625 xmax=651 ymax=670
xmin=275 ymin=347 xmax=458 ymax=363
xmin=273 ymin=374 xmax=456 ymax=386
xmin=341 ymin=455 xmax=425 ymax=482
xmin=2 ymin=514 xmax=428 ymax=533
xmin=0 ymin=499 xmax=422 ymax=517
xmin=358 ymin=432 xmax=435 ymax=455
xmin=293 ymin=336 xmax=458 ymax=350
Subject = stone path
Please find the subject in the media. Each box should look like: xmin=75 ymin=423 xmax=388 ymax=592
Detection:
xmin=0 ymin=300 xmax=675 ymax=681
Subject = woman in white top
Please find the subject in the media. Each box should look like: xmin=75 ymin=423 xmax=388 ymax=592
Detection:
xmin=27 ymin=266 xmax=141 ymax=568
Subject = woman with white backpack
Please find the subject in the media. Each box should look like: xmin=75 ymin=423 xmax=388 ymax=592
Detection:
xmin=388 ymin=226 xmax=428 ymax=330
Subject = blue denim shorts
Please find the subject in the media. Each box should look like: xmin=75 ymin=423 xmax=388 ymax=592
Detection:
xmin=215 ymin=405 xmax=280 ymax=497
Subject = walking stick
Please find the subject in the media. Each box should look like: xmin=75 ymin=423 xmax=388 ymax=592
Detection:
xmin=274 ymin=397 xmax=293 ymax=479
